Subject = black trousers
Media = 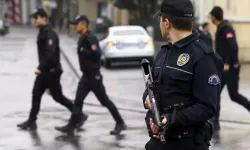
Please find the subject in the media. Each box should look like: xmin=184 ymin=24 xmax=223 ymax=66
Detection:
xmin=70 ymin=73 xmax=124 ymax=124
xmin=145 ymin=138 xmax=209 ymax=150
xmin=28 ymin=71 xmax=73 ymax=122
xmin=215 ymin=66 xmax=250 ymax=123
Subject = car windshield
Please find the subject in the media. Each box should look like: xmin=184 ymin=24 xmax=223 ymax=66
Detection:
xmin=113 ymin=30 xmax=145 ymax=36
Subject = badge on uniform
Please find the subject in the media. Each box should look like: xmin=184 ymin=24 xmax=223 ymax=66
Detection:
xmin=80 ymin=47 xmax=84 ymax=52
xmin=208 ymin=74 xmax=220 ymax=85
xmin=177 ymin=53 xmax=190 ymax=66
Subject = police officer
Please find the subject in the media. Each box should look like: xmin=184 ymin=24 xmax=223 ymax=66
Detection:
xmin=55 ymin=15 xmax=127 ymax=135
xmin=201 ymin=22 xmax=213 ymax=47
xmin=210 ymin=6 xmax=250 ymax=130
xmin=143 ymin=0 xmax=223 ymax=149
xmin=17 ymin=8 xmax=85 ymax=130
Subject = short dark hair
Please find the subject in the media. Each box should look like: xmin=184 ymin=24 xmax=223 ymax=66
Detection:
xmin=161 ymin=13 xmax=193 ymax=31
xmin=30 ymin=8 xmax=48 ymax=19
xmin=37 ymin=14 xmax=47 ymax=19
xmin=202 ymin=22 xmax=209 ymax=29
xmin=210 ymin=6 xmax=223 ymax=21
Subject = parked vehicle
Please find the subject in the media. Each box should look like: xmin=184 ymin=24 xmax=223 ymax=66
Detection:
xmin=99 ymin=25 xmax=155 ymax=68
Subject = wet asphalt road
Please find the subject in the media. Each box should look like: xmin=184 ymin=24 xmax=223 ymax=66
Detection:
xmin=1 ymin=27 xmax=250 ymax=150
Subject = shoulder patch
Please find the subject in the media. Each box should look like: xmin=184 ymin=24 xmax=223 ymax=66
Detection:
xmin=208 ymin=74 xmax=220 ymax=85
xmin=48 ymin=39 xmax=53 ymax=45
xmin=226 ymin=32 xmax=234 ymax=38
xmin=91 ymin=44 xmax=97 ymax=51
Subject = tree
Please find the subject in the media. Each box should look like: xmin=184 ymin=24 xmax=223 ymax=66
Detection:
xmin=114 ymin=0 xmax=137 ymax=10
xmin=114 ymin=0 xmax=158 ymax=20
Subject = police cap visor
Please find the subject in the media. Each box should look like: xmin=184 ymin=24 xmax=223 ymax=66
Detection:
xmin=153 ymin=0 xmax=194 ymax=19
xmin=69 ymin=15 xmax=89 ymax=25
xmin=29 ymin=8 xmax=48 ymax=18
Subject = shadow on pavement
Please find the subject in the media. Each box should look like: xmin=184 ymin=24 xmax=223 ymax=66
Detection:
xmin=28 ymin=130 xmax=43 ymax=146
xmin=55 ymin=134 xmax=82 ymax=150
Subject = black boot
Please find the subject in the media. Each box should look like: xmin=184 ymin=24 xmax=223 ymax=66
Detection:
xmin=17 ymin=120 xmax=37 ymax=130
xmin=75 ymin=113 xmax=88 ymax=129
xmin=110 ymin=123 xmax=127 ymax=135
xmin=55 ymin=122 xmax=76 ymax=134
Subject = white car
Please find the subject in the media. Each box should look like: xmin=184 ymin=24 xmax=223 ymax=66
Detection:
xmin=99 ymin=25 xmax=155 ymax=68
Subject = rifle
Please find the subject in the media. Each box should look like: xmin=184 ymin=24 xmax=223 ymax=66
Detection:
xmin=140 ymin=59 xmax=166 ymax=144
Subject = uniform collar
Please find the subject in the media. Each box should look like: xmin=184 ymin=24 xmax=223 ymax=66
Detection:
xmin=173 ymin=31 xmax=200 ymax=48
xmin=161 ymin=42 xmax=172 ymax=49
xmin=39 ymin=24 xmax=50 ymax=31
xmin=81 ymin=30 xmax=90 ymax=40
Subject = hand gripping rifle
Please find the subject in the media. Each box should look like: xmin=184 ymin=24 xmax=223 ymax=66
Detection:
xmin=140 ymin=59 xmax=166 ymax=144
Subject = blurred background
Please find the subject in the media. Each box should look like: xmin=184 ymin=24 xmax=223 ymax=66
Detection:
xmin=1 ymin=0 xmax=250 ymax=62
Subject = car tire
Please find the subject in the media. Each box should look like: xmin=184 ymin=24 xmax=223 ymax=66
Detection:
xmin=104 ymin=59 xmax=112 ymax=69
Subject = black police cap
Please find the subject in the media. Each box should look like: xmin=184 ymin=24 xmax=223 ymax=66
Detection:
xmin=30 ymin=8 xmax=48 ymax=18
xmin=210 ymin=6 xmax=223 ymax=15
xmin=153 ymin=0 xmax=194 ymax=19
xmin=69 ymin=15 xmax=89 ymax=25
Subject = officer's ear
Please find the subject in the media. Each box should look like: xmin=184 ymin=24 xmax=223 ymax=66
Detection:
xmin=164 ymin=18 xmax=171 ymax=29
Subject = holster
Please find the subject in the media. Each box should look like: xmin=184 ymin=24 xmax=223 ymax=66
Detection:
xmin=194 ymin=121 xmax=214 ymax=145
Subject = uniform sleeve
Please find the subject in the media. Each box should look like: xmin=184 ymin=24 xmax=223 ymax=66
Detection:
xmin=164 ymin=55 xmax=222 ymax=127
xmin=223 ymin=27 xmax=238 ymax=64
xmin=38 ymin=32 xmax=57 ymax=71
xmin=83 ymin=36 xmax=102 ymax=59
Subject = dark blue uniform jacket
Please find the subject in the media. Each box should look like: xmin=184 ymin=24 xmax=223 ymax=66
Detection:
xmin=215 ymin=20 xmax=238 ymax=65
xmin=143 ymin=31 xmax=223 ymax=129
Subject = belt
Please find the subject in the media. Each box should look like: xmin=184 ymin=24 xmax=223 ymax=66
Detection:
xmin=165 ymin=128 xmax=196 ymax=140
xmin=162 ymin=101 xmax=194 ymax=112
xmin=82 ymin=71 xmax=100 ymax=77
xmin=49 ymin=67 xmax=62 ymax=73
xmin=232 ymin=63 xmax=240 ymax=68
xmin=49 ymin=68 xmax=56 ymax=72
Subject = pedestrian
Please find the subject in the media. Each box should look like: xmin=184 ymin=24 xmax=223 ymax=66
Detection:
xmin=17 ymin=8 xmax=86 ymax=130
xmin=55 ymin=15 xmax=127 ymax=135
xmin=201 ymin=22 xmax=213 ymax=47
xmin=210 ymin=6 xmax=250 ymax=131
xmin=143 ymin=0 xmax=223 ymax=150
